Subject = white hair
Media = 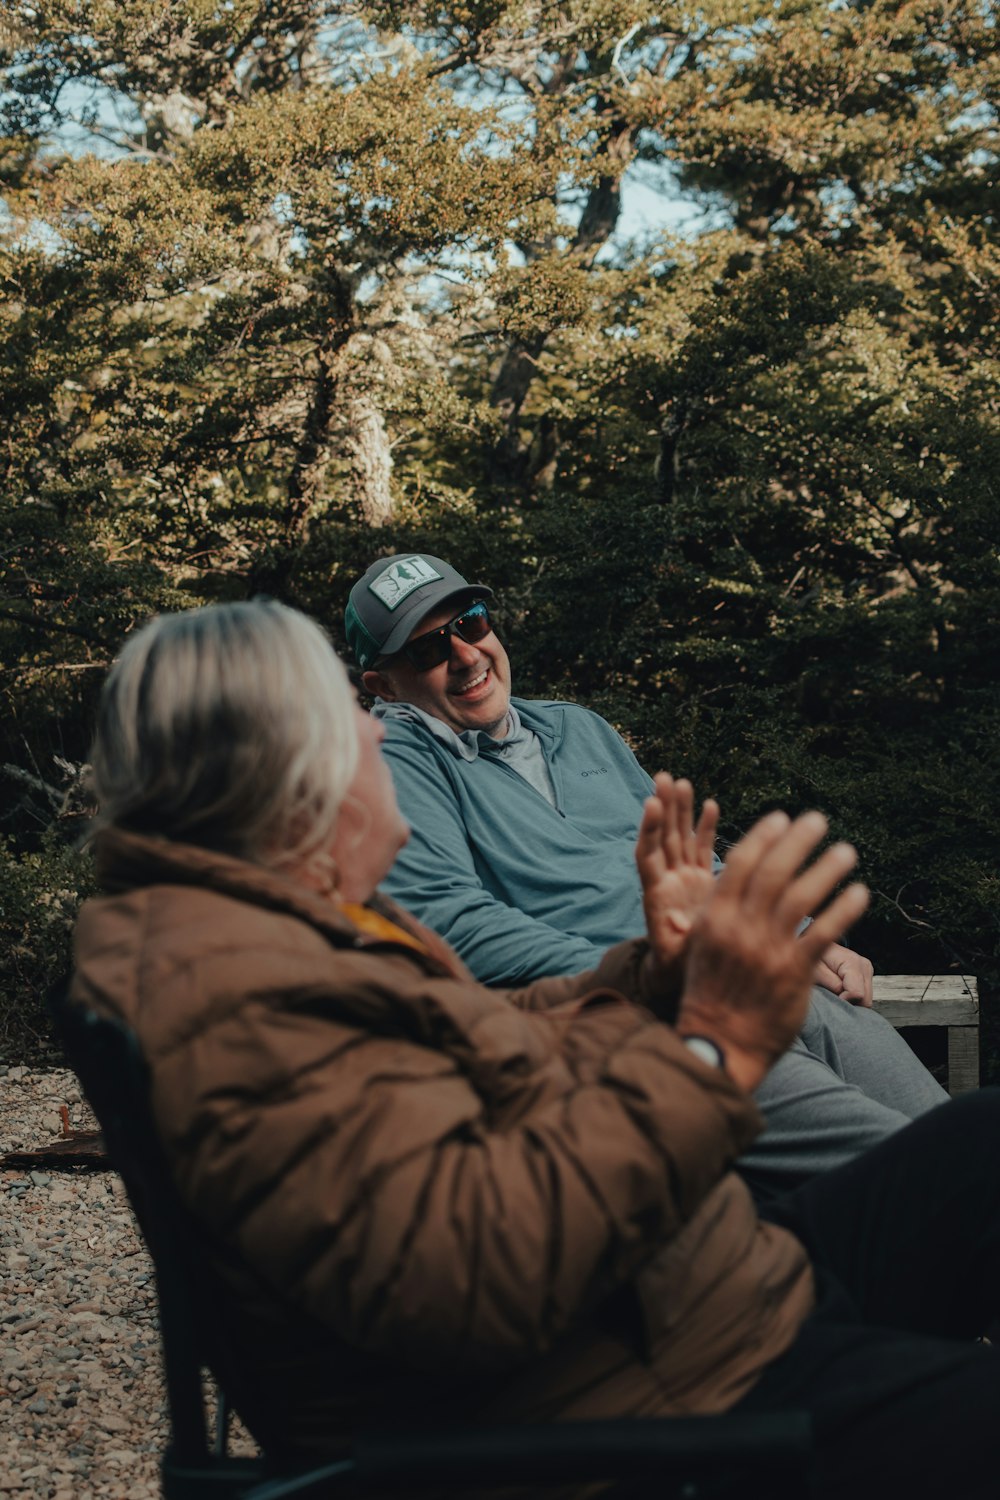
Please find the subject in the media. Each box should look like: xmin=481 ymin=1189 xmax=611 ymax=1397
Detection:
xmin=90 ymin=599 xmax=359 ymax=870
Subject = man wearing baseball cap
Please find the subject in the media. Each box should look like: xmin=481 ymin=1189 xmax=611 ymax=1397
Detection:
xmin=345 ymin=552 xmax=948 ymax=1201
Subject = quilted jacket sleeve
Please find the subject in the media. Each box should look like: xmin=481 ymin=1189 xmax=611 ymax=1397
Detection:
xmin=505 ymin=936 xmax=680 ymax=1020
xmin=161 ymin=946 xmax=764 ymax=1377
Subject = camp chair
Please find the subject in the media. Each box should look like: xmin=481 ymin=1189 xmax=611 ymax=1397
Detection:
xmin=49 ymin=989 xmax=813 ymax=1499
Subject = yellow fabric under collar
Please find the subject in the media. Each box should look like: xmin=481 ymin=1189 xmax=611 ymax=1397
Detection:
xmin=338 ymin=901 xmax=429 ymax=955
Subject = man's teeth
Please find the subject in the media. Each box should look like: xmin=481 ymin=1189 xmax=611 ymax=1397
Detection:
xmin=455 ymin=669 xmax=489 ymax=695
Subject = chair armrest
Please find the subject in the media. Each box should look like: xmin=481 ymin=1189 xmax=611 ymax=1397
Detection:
xmin=354 ymin=1416 xmax=812 ymax=1487
xmin=239 ymin=1414 xmax=812 ymax=1498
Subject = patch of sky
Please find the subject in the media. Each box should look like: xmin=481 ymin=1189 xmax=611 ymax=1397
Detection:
xmin=0 ymin=211 xmax=66 ymax=256
xmin=613 ymin=168 xmax=729 ymax=255
xmin=272 ymin=190 xmax=312 ymax=261
xmin=310 ymin=15 xmax=423 ymax=89
xmin=34 ymin=77 xmax=146 ymax=158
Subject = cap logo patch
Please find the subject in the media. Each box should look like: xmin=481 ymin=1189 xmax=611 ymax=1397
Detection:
xmin=368 ymin=556 xmax=443 ymax=610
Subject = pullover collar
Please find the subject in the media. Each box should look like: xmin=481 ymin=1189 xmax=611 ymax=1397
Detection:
xmin=372 ymin=698 xmax=528 ymax=761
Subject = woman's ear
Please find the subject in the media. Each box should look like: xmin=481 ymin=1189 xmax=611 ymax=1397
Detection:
xmin=337 ymin=793 xmax=372 ymax=852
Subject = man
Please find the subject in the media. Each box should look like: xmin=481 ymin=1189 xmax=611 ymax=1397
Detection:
xmin=345 ymin=552 xmax=948 ymax=1199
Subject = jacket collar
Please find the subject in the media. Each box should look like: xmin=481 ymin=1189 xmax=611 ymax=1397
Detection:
xmin=91 ymin=826 xmax=467 ymax=978
xmin=510 ymin=698 xmax=564 ymax=749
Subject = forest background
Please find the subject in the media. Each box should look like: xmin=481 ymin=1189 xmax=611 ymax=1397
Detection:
xmin=1 ymin=1 xmax=997 ymax=1071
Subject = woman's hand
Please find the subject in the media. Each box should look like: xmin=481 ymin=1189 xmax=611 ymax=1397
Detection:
xmin=636 ymin=773 xmax=719 ymax=979
xmin=677 ymin=810 xmax=869 ymax=1095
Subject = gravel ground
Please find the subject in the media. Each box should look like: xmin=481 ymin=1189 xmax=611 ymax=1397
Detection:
xmin=0 ymin=1065 xmax=166 ymax=1498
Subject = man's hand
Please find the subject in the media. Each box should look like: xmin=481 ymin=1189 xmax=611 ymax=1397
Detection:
xmin=677 ymin=810 xmax=869 ymax=1095
xmin=814 ymin=941 xmax=874 ymax=1007
xmin=636 ymin=773 xmax=718 ymax=979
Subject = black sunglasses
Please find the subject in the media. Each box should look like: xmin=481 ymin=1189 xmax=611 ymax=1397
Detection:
xmin=395 ymin=601 xmax=493 ymax=672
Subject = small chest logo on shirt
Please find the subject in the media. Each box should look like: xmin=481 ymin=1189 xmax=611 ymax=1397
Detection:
xmin=580 ymin=767 xmax=609 ymax=777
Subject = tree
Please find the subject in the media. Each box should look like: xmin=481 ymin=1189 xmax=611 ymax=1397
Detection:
xmin=1 ymin=0 xmax=997 ymax=1062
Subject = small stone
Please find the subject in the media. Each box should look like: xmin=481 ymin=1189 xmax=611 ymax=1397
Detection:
xmin=29 ymin=1172 xmax=52 ymax=1187
xmin=26 ymin=1397 xmax=48 ymax=1414
xmin=9 ymin=1317 xmax=42 ymax=1335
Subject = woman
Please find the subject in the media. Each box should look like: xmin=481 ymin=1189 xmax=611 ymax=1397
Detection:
xmin=71 ymin=600 xmax=1000 ymax=1498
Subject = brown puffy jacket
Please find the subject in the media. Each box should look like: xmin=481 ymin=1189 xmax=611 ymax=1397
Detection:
xmin=70 ymin=828 xmax=814 ymax=1468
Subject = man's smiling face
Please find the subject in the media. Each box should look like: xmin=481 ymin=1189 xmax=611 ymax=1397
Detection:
xmin=362 ymin=599 xmax=513 ymax=738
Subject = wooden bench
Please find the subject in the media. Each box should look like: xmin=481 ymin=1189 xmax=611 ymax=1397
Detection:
xmin=873 ymin=975 xmax=980 ymax=1095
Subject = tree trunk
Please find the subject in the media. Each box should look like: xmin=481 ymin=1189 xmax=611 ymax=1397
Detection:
xmin=282 ymin=264 xmax=354 ymax=541
xmin=343 ymin=392 xmax=394 ymax=527
xmin=489 ymin=336 xmax=548 ymax=487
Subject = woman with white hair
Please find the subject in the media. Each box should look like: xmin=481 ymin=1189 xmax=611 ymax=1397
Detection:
xmin=86 ymin=596 xmax=409 ymax=897
xmin=70 ymin=599 xmax=1000 ymax=1499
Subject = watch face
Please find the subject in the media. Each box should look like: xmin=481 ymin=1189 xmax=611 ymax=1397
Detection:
xmin=682 ymin=1035 xmax=725 ymax=1070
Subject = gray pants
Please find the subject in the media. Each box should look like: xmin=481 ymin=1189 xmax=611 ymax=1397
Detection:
xmin=739 ymin=987 xmax=951 ymax=1202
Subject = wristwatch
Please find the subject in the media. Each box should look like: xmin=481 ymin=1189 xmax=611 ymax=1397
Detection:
xmin=681 ymin=1034 xmax=727 ymax=1071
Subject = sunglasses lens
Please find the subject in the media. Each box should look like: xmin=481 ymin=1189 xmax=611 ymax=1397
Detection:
xmin=408 ymin=635 xmax=451 ymax=671
xmin=454 ymin=605 xmax=491 ymax=644
xmin=405 ymin=603 xmax=492 ymax=671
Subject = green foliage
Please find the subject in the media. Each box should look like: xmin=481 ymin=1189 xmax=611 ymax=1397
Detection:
xmin=0 ymin=832 xmax=96 ymax=1060
xmin=512 ymin=482 xmax=1000 ymax=990
xmin=1 ymin=0 xmax=998 ymax=1067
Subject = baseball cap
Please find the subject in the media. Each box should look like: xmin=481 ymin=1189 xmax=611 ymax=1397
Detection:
xmin=345 ymin=553 xmax=493 ymax=670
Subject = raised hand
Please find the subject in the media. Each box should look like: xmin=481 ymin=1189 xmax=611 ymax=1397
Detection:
xmin=678 ymin=810 xmax=869 ymax=1094
xmin=636 ymin=773 xmax=719 ymax=977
